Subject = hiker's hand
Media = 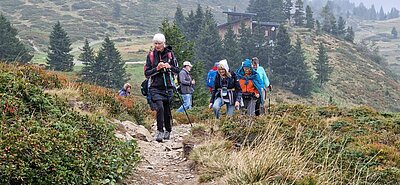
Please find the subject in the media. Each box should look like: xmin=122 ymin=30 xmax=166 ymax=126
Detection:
xmin=164 ymin=63 xmax=171 ymax=69
xmin=157 ymin=63 xmax=165 ymax=71
xmin=235 ymin=101 xmax=240 ymax=108
xmin=255 ymin=94 xmax=260 ymax=98
xmin=209 ymin=103 xmax=213 ymax=109
xmin=191 ymin=79 xmax=195 ymax=85
xmin=268 ymin=85 xmax=272 ymax=91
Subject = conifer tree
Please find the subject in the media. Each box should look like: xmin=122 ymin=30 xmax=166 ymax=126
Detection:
xmin=271 ymin=25 xmax=292 ymax=86
xmin=160 ymin=19 xmax=194 ymax=66
xmin=293 ymin=0 xmax=305 ymax=26
xmin=174 ymin=5 xmax=186 ymax=35
xmin=222 ymin=25 xmax=242 ymax=70
xmin=250 ymin=0 xmax=271 ymax=22
xmin=344 ymin=26 xmax=355 ymax=43
xmin=283 ymin=0 xmax=293 ymax=21
xmin=321 ymin=3 xmax=334 ymax=33
xmin=47 ymin=21 xmax=74 ymax=71
xmin=305 ymin=5 xmax=314 ymax=29
xmin=79 ymin=39 xmax=96 ymax=83
xmin=238 ymin=22 xmax=254 ymax=59
xmin=337 ymin=16 xmax=346 ymax=37
xmin=185 ymin=10 xmax=196 ymax=41
xmin=316 ymin=20 xmax=321 ymax=35
xmin=290 ymin=36 xmax=313 ymax=96
xmin=378 ymin=6 xmax=386 ymax=20
xmin=391 ymin=27 xmax=398 ymax=39
xmin=368 ymin=5 xmax=377 ymax=20
xmin=0 ymin=14 xmax=33 ymax=64
xmin=314 ymin=42 xmax=332 ymax=87
xmin=195 ymin=9 xmax=223 ymax=69
xmin=269 ymin=0 xmax=285 ymax=23
xmin=92 ymin=36 xmax=127 ymax=89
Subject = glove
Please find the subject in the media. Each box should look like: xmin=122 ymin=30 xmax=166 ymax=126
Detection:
xmin=267 ymin=85 xmax=272 ymax=91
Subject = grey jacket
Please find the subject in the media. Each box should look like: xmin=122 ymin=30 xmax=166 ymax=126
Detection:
xmin=178 ymin=69 xmax=194 ymax=94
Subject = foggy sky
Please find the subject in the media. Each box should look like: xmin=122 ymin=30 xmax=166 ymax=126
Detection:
xmin=350 ymin=0 xmax=400 ymax=11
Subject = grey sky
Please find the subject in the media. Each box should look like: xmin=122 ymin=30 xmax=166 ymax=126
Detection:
xmin=350 ymin=0 xmax=400 ymax=12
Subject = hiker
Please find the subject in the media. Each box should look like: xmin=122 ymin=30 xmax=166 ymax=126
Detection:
xmin=251 ymin=57 xmax=271 ymax=116
xmin=119 ymin=83 xmax=131 ymax=97
xmin=176 ymin=61 xmax=195 ymax=113
xmin=144 ymin=33 xmax=179 ymax=142
xmin=237 ymin=59 xmax=264 ymax=116
xmin=206 ymin=62 xmax=219 ymax=92
xmin=209 ymin=59 xmax=241 ymax=119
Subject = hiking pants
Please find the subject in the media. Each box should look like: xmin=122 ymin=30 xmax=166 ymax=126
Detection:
xmin=243 ymin=97 xmax=257 ymax=116
xmin=177 ymin=94 xmax=192 ymax=113
xmin=155 ymin=100 xmax=172 ymax=132
xmin=212 ymin=97 xmax=235 ymax=119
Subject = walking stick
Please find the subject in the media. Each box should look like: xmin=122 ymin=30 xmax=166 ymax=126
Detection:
xmin=169 ymin=72 xmax=192 ymax=127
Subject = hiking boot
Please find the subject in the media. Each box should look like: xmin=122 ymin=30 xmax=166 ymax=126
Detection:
xmin=156 ymin=131 xmax=163 ymax=142
xmin=163 ymin=131 xmax=170 ymax=140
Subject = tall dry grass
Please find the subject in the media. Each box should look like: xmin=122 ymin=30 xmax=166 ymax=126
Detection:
xmin=190 ymin=117 xmax=376 ymax=184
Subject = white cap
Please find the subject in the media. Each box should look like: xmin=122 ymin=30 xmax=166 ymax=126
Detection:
xmin=183 ymin=61 xmax=192 ymax=67
xmin=219 ymin=59 xmax=229 ymax=72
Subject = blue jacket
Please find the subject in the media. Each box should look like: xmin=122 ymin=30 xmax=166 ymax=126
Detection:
xmin=256 ymin=65 xmax=270 ymax=88
xmin=236 ymin=59 xmax=264 ymax=104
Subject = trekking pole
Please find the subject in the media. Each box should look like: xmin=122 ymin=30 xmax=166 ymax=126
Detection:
xmin=268 ymin=88 xmax=271 ymax=113
xmin=169 ymin=72 xmax=192 ymax=127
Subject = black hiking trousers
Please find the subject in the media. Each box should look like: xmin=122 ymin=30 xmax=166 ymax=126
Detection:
xmin=155 ymin=99 xmax=172 ymax=132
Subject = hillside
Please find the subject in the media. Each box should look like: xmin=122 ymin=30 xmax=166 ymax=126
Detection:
xmin=350 ymin=17 xmax=400 ymax=75
xmin=1 ymin=63 xmax=398 ymax=184
xmin=0 ymin=0 xmax=249 ymax=52
xmin=281 ymin=28 xmax=400 ymax=112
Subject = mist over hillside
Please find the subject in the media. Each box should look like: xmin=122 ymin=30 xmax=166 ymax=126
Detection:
xmin=0 ymin=0 xmax=249 ymax=51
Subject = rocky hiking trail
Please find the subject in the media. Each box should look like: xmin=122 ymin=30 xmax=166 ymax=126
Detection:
xmin=117 ymin=121 xmax=207 ymax=185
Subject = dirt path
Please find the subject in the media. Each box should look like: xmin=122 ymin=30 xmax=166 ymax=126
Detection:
xmin=124 ymin=124 xmax=200 ymax=185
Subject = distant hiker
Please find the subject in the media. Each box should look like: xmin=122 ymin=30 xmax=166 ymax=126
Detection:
xmin=144 ymin=33 xmax=179 ymax=142
xmin=119 ymin=83 xmax=132 ymax=97
xmin=206 ymin=62 xmax=219 ymax=92
xmin=237 ymin=59 xmax=264 ymax=116
xmin=177 ymin=61 xmax=195 ymax=113
xmin=209 ymin=59 xmax=241 ymax=119
xmin=251 ymin=57 xmax=271 ymax=116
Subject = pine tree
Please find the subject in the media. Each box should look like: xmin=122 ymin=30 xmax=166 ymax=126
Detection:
xmin=337 ymin=16 xmax=346 ymax=37
xmin=271 ymin=25 xmax=292 ymax=86
xmin=392 ymin=27 xmax=398 ymax=39
xmin=92 ymin=36 xmax=127 ymax=89
xmin=222 ymin=25 xmax=242 ymax=70
xmin=316 ymin=20 xmax=321 ymax=35
xmin=250 ymin=0 xmax=271 ymax=22
xmin=269 ymin=0 xmax=285 ymax=23
xmin=314 ymin=42 xmax=332 ymax=87
xmin=344 ymin=26 xmax=355 ymax=43
xmin=238 ymin=22 xmax=254 ymax=59
xmin=305 ymin=5 xmax=314 ymax=29
xmin=195 ymin=9 xmax=223 ymax=69
xmin=160 ymin=19 xmax=194 ymax=66
xmin=290 ymin=36 xmax=313 ymax=96
xmin=283 ymin=0 xmax=293 ymax=21
xmin=47 ymin=21 xmax=74 ymax=71
xmin=185 ymin=10 xmax=196 ymax=41
xmin=174 ymin=5 xmax=186 ymax=35
xmin=369 ymin=5 xmax=377 ymax=20
xmin=321 ymin=3 xmax=335 ymax=33
xmin=0 ymin=14 xmax=33 ymax=63
xmin=378 ymin=6 xmax=386 ymax=20
xmin=112 ymin=3 xmax=121 ymax=19
xmin=330 ymin=16 xmax=338 ymax=36
xmin=293 ymin=0 xmax=305 ymax=26
xmin=247 ymin=0 xmax=256 ymax=13
xmin=79 ymin=39 xmax=96 ymax=83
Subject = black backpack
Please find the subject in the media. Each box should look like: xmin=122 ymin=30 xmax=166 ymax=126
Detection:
xmin=140 ymin=79 xmax=149 ymax=96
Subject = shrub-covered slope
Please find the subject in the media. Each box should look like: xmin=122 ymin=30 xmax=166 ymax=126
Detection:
xmin=190 ymin=104 xmax=400 ymax=184
xmin=0 ymin=63 xmax=147 ymax=184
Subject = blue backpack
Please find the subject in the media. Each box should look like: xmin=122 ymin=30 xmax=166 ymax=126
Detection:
xmin=206 ymin=70 xmax=217 ymax=88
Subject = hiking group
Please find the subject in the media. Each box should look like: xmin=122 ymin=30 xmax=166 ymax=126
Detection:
xmin=122 ymin=33 xmax=271 ymax=142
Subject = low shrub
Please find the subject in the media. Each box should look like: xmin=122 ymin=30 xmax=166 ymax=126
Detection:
xmin=0 ymin=72 xmax=140 ymax=184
